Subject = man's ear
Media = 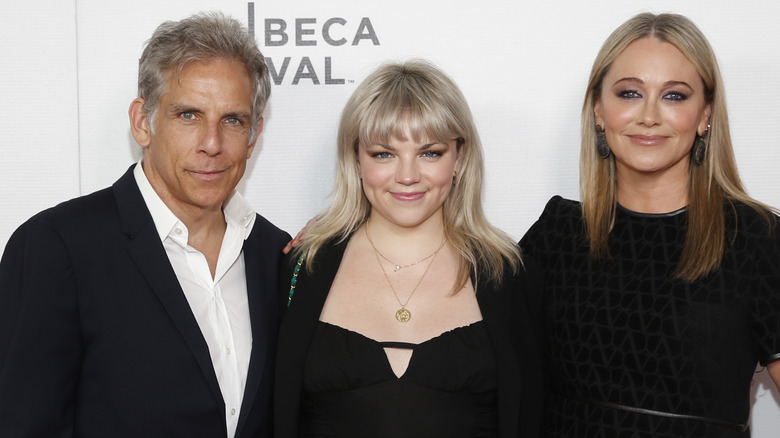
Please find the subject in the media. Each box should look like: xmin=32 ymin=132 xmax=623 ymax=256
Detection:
xmin=129 ymin=98 xmax=152 ymax=148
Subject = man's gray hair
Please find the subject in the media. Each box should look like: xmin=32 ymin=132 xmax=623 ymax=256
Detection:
xmin=137 ymin=12 xmax=270 ymax=143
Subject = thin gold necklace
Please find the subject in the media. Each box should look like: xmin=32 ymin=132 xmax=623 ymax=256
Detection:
xmin=365 ymin=222 xmax=446 ymax=272
xmin=372 ymin=239 xmax=439 ymax=272
xmin=365 ymin=225 xmax=446 ymax=322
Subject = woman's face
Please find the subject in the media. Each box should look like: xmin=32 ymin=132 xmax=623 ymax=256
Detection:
xmin=357 ymin=124 xmax=460 ymax=230
xmin=594 ymin=37 xmax=711 ymax=184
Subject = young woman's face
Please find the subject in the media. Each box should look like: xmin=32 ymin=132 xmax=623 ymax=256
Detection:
xmin=358 ymin=124 xmax=459 ymax=230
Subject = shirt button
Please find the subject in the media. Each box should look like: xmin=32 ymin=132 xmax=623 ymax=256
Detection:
xmin=174 ymin=228 xmax=183 ymax=235
xmin=226 ymin=347 xmax=231 ymax=355
xmin=230 ymin=408 xmax=236 ymax=415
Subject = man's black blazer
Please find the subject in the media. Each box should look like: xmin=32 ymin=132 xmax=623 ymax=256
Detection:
xmin=0 ymin=165 xmax=290 ymax=437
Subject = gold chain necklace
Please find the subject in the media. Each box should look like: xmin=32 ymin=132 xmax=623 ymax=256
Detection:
xmin=365 ymin=225 xmax=446 ymax=322
xmin=372 ymin=239 xmax=439 ymax=272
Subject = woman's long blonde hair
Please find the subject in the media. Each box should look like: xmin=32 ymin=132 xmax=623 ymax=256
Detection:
xmin=297 ymin=59 xmax=521 ymax=288
xmin=581 ymin=12 xmax=775 ymax=281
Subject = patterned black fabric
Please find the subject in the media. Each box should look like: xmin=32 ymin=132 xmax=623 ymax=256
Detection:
xmin=520 ymin=196 xmax=780 ymax=438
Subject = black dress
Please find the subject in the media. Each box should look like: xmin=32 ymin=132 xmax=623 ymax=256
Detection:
xmin=299 ymin=321 xmax=499 ymax=437
xmin=274 ymin=239 xmax=545 ymax=438
xmin=520 ymin=196 xmax=780 ymax=438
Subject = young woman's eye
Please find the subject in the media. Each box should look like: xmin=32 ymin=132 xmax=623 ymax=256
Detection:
xmin=421 ymin=150 xmax=443 ymax=158
xmin=372 ymin=151 xmax=393 ymax=159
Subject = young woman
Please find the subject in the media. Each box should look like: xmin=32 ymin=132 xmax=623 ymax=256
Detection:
xmin=275 ymin=60 xmax=544 ymax=438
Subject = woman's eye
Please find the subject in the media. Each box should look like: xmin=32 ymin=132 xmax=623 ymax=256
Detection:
xmin=664 ymin=91 xmax=688 ymax=102
xmin=617 ymin=90 xmax=642 ymax=99
xmin=421 ymin=150 xmax=443 ymax=158
xmin=372 ymin=152 xmax=392 ymax=159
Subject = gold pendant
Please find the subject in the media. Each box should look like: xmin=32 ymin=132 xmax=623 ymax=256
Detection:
xmin=395 ymin=308 xmax=411 ymax=323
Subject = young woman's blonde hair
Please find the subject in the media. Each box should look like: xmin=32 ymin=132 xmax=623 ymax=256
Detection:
xmin=581 ymin=12 xmax=775 ymax=281
xmin=297 ymin=59 xmax=520 ymax=288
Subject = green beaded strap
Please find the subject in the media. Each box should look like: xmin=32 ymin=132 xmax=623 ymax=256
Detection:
xmin=288 ymin=254 xmax=304 ymax=307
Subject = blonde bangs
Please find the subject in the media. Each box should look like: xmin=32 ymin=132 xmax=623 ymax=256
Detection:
xmin=356 ymin=74 xmax=463 ymax=148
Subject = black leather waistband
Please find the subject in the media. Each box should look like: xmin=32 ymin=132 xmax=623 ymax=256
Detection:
xmin=569 ymin=395 xmax=748 ymax=432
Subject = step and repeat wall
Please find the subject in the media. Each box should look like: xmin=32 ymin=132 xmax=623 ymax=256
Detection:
xmin=2 ymin=0 xmax=779 ymax=431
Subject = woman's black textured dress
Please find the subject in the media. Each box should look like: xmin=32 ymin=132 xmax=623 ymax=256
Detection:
xmin=521 ymin=196 xmax=780 ymax=437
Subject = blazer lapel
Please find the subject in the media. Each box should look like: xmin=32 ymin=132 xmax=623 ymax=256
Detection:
xmin=113 ymin=166 xmax=223 ymax=405
xmin=476 ymin=272 xmax=523 ymax=438
xmin=274 ymin=239 xmax=348 ymax=438
xmin=283 ymin=240 xmax=348 ymax=353
xmin=235 ymin=222 xmax=279 ymax=436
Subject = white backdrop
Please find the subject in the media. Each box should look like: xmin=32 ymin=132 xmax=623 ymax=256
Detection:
xmin=1 ymin=0 xmax=779 ymax=432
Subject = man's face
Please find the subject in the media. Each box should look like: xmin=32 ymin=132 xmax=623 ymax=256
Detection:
xmin=131 ymin=58 xmax=260 ymax=219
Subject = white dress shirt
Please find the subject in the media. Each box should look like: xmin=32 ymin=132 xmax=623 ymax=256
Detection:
xmin=134 ymin=162 xmax=256 ymax=438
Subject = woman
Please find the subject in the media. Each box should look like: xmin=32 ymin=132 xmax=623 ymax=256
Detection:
xmin=275 ymin=60 xmax=544 ymax=438
xmin=520 ymin=13 xmax=780 ymax=437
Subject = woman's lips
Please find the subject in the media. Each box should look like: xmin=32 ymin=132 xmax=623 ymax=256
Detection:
xmin=628 ymin=135 xmax=668 ymax=146
xmin=391 ymin=191 xmax=425 ymax=201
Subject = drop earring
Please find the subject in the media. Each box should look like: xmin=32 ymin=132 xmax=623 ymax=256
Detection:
xmin=692 ymin=125 xmax=709 ymax=166
xmin=596 ymin=124 xmax=611 ymax=159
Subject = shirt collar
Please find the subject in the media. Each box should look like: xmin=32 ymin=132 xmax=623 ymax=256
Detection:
xmin=133 ymin=160 xmax=256 ymax=243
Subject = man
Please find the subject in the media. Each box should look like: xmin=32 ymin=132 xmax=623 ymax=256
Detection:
xmin=0 ymin=12 xmax=289 ymax=438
